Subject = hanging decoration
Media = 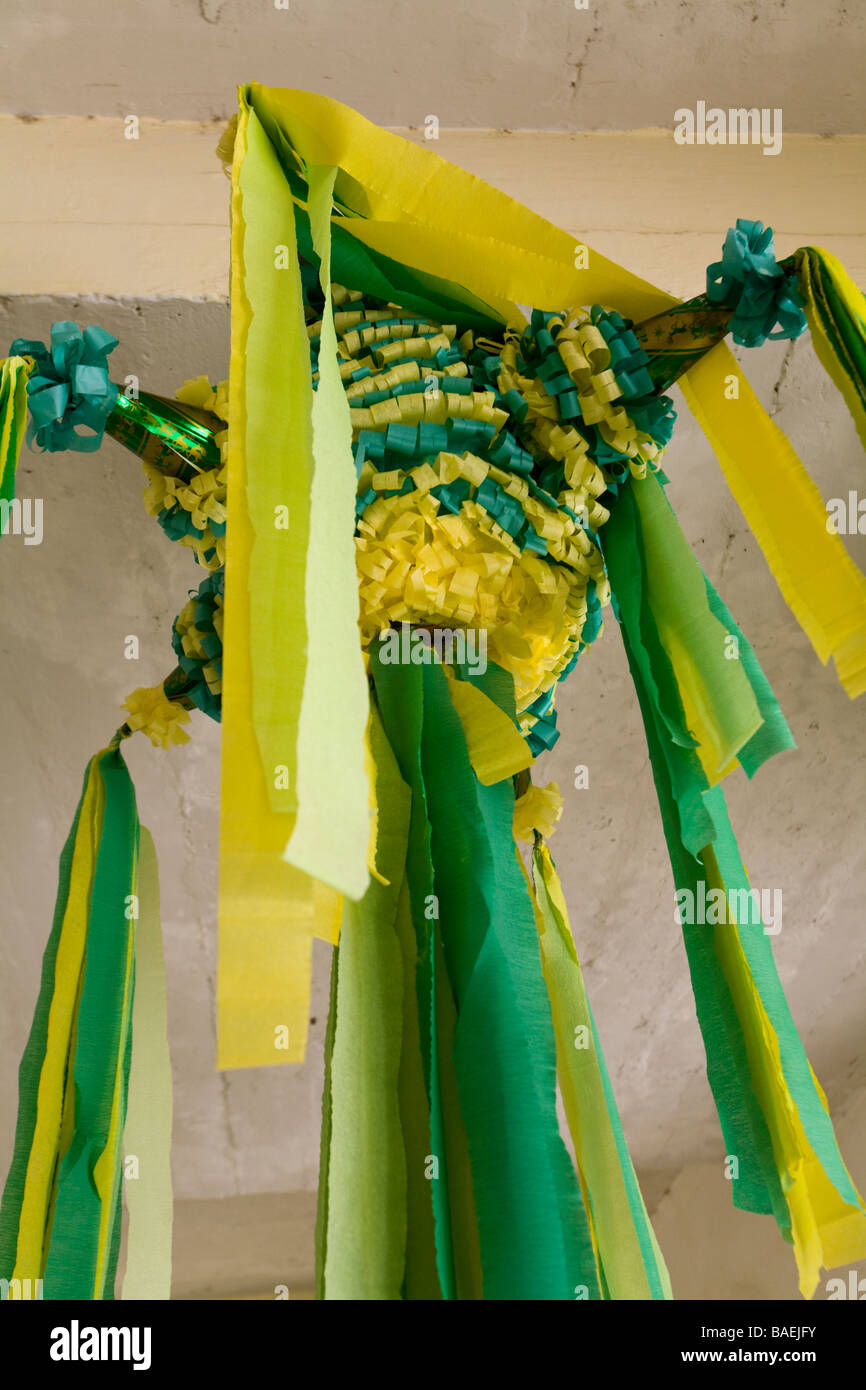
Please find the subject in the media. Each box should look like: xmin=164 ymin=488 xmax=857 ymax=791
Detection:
xmin=2 ymin=82 xmax=866 ymax=1301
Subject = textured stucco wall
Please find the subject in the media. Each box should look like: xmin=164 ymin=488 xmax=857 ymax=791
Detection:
xmin=3 ymin=112 xmax=863 ymax=298
xmin=1 ymin=0 xmax=862 ymax=133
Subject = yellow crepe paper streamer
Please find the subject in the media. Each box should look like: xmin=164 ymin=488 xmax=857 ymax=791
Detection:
xmin=11 ymin=760 xmax=104 ymax=1282
xmin=281 ymin=161 xmax=372 ymax=901
xmin=217 ymin=93 xmax=341 ymax=1070
xmin=236 ymin=100 xmax=312 ymax=818
xmin=121 ymin=828 xmax=173 ymax=1301
xmin=442 ymin=669 xmax=533 ymax=786
xmin=681 ymin=345 xmax=866 ymax=698
xmin=249 ymin=86 xmax=678 ymax=328
xmin=704 ymin=845 xmax=866 ymax=1298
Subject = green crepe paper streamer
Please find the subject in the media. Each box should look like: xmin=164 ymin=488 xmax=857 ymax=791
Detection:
xmin=238 ymin=100 xmax=313 ymax=816
xmin=644 ymin=466 xmax=795 ymax=777
xmin=0 ymin=356 xmax=32 ymax=510
xmin=314 ymin=944 xmax=339 ymax=1303
xmin=530 ymin=843 xmax=672 ymax=1301
xmin=703 ymin=787 xmax=865 ymax=1213
xmin=796 ymin=248 xmax=866 ymax=444
xmin=249 ymin=90 xmax=506 ymax=335
xmin=392 ymin=876 xmax=445 ymax=1301
xmin=419 ymin=659 xmax=600 ymax=1300
xmin=282 ymin=162 xmax=371 ymax=899
xmin=378 ymin=651 xmax=498 ymax=1299
xmin=371 ymin=647 xmax=457 ymax=1300
xmin=320 ymin=706 xmax=407 ymax=1300
xmin=602 ymin=497 xmax=788 ymax=1222
xmin=444 ymin=653 xmax=608 ymax=1297
xmin=632 ymin=470 xmax=764 ymax=776
xmin=817 ymin=261 xmax=866 ymax=406
xmin=624 ymin=621 xmax=789 ymax=1227
xmin=603 ymin=488 xmax=715 ymax=855
xmin=330 ymin=221 xmax=505 ymax=335
xmin=429 ymin=924 xmax=485 ymax=1301
xmin=0 ymin=762 xmax=91 ymax=1284
xmin=121 ymin=827 xmax=174 ymax=1301
xmin=43 ymin=747 xmax=139 ymax=1299
xmin=701 ymin=574 xmax=796 ymax=777
xmin=103 ymin=1021 xmax=133 ymax=1302
xmin=812 ymin=261 xmax=865 ymax=393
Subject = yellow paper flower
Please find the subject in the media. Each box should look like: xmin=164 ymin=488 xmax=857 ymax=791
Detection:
xmin=122 ymin=684 xmax=191 ymax=749
xmin=513 ymin=781 xmax=564 ymax=843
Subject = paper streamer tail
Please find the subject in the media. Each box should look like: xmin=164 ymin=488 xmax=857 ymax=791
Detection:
xmin=680 ymin=343 xmax=866 ymax=699
xmin=379 ymin=649 xmax=604 ymax=1297
xmin=0 ymin=355 xmax=33 ymax=511
xmin=527 ymin=840 xmax=673 ymax=1300
xmin=217 ymin=92 xmax=370 ymax=1072
xmin=603 ymin=484 xmax=866 ymax=1297
xmin=120 ymin=826 xmax=174 ymax=1301
xmin=0 ymin=748 xmax=141 ymax=1299
xmin=318 ymin=646 xmax=621 ymax=1299
xmin=795 ymin=246 xmax=866 ymax=452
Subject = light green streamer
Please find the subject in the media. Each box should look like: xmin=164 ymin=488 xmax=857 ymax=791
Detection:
xmin=282 ymin=162 xmax=371 ymax=900
xmin=121 ymin=828 xmax=173 ymax=1300
xmin=531 ymin=842 xmax=672 ymax=1301
xmin=322 ymin=708 xmax=408 ymax=1299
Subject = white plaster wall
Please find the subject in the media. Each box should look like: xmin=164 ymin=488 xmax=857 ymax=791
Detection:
xmin=1 ymin=0 xmax=862 ymax=133
xmin=2 ymin=116 xmax=863 ymax=299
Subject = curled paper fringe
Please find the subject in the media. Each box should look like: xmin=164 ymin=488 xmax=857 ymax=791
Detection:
xmin=172 ymin=569 xmax=224 ymax=721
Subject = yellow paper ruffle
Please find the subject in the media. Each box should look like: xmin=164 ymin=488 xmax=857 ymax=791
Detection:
xmin=513 ymin=781 xmax=564 ymax=843
xmin=355 ymin=449 xmax=606 ymax=713
xmin=122 ymin=684 xmax=191 ymax=748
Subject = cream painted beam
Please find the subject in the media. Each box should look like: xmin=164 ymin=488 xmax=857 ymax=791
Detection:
xmin=1 ymin=114 xmax=863 ymax=301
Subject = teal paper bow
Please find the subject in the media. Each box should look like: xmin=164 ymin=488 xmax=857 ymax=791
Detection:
xmin=706 ymin=220 xmax=807 ymax=348
xmin=9 ymin=321 xmax=119 ymax=453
